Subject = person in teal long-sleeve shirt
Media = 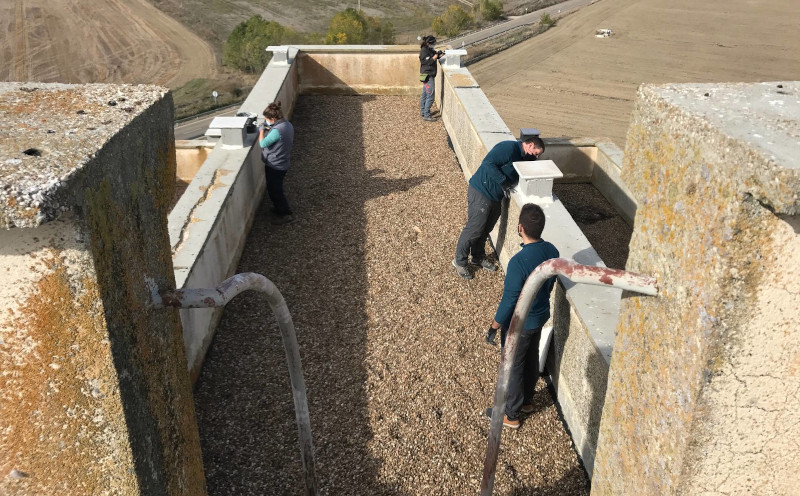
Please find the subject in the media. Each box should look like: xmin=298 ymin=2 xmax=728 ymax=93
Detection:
xmin=485 ymin=203 xmax=559 ymax=429
xmin=259 ymin=101 xmax=294 ymax=224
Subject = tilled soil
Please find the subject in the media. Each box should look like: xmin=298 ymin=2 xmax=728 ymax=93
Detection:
xmin=471 ymin=0 xmax=800 ymax=148
xmin=193 ymin=95 xmax=590 ymax=496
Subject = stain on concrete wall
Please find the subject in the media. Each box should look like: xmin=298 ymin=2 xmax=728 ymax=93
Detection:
xmin=298 ymin=49 xmax=420 ymax=95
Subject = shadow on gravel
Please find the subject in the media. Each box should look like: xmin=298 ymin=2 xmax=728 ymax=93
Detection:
xmin=193 ymin=95 xmax=430 ymax=495
xmin=511 ymin=466 xmax=591 ymax=496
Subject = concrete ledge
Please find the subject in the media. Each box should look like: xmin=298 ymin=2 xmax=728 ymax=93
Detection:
xmin=168 ymin=58 xmax=299 ymax=381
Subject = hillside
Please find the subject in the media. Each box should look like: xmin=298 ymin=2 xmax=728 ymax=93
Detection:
xmin=0 ymin=0 xmax=216 ymax=87
xmin=147 ymin=0 xmax=558 ymax=46
xmin=470 ymin=0 xmax=800 ymax=147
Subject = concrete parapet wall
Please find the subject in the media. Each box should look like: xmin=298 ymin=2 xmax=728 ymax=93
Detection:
xmin=542 ymin=138 xmax=636 ymax=226
xmin=593 ymin=82 xmax=800 ymax=495
xmin=439 ymin=65 xmax=629 ymax=478
xmin=168 ymin=59 xmax=299 ymax=380
xmin=0 ymin=83 xmax=205 ymax=495
xmin=295 ymin=45 xmax=422 ymax=95
xmin=176 ymin=140 xmax=214 ymax=183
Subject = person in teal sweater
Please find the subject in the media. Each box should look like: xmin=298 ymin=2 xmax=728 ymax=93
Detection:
xmin=485 ymin=203 xmax=559 ymax=429
xmin=259 ymin=101 xmax=295 ymax=225
xmin=453 ymin=136 xmax=545 ymax=280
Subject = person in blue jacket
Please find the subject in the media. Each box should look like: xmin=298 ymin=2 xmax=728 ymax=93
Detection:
xmin=453 ymin=136 xmax=545 ymax=280
xmin=259 ymin=101 xmax=295 ymax=225
xmin=485 ymin=203 xmax=559 ymax=429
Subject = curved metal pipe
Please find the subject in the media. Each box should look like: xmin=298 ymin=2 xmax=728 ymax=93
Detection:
xmin=480 ymin=259 xmax=657 ymax=495
xmin=151 ymin=273 xmax=317 ymax=496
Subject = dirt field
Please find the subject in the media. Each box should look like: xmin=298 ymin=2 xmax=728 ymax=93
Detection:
xmin=471 ymin=0 xmax=800 ymax=147
xmin=0 ymin=0 xmax=217 ymax=87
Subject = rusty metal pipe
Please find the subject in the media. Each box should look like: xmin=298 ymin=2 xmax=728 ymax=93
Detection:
xmin=480 ymin=259 xmax=657 ymax=495
xmin=151 ymin=273 xmax=317 ymax=496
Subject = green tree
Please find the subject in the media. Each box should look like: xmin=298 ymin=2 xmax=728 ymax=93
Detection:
xmin=325 ymin=8 xmax=395 ymax=45
xmin=479 ymin=0 xmax=503 ymax=21
xmin=432 ymin=5 xmax=474 ymax=38
xmin=326 ymin=9 xmax=365 ymax=44
xmin=540 ymin=12 xmax=555 ymax=27
xmin=366 ymin=16 xmax=395 ymax=44
xmin=224 ymin=16 xmax=288 ymax=73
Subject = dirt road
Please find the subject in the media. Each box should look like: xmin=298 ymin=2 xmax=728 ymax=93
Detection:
xmin=471 ymin=0 xmax=800 ymax=147
xmin=1 ymin=0 xmax=216 ymax=87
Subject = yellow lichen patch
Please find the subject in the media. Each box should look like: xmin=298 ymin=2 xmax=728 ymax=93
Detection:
xmin=0 ymin=252 xmax=138 ymax=495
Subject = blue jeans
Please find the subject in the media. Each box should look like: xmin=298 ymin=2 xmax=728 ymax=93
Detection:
xmin=420 ymin=75 xmax=435 ymax=117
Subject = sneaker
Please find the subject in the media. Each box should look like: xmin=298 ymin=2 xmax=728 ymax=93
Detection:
xmin=473 ymin=259 xmax=498 ymax=272
xmin=520 ymin=403 xmax=535 ymax=415
xmin=484 ymin=408 xmax=520 ymax=429
xmin=423 ymin=116 xmax=436 ymax=122
xmin=452 ymin=259 xmax=473 ymax=280
xmin=271 ymin=214 xmax=294 ymax=225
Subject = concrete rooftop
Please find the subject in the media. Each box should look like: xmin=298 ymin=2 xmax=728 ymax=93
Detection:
xmin=193 ymin=95 xmax=590 ymax=495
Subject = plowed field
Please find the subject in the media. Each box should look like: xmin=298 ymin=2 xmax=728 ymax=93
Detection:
xmin=471 ymin=0 xmax=800 ymax=147
xmin=1 ymin=0 xmax=216 ymax=87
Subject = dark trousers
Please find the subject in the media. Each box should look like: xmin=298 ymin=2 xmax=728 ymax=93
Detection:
xmin=455 ymin=186 xmax=501 ymax=266
xmin=502 ymin=326 xmax=542 ymax=420
xmin=265 ymin=166 xmax=291 ymax=216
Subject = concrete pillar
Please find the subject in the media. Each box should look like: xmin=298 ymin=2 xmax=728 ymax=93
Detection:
xmin=0 ymin=83 xmax=206 ymax=495
xmin=593 ymin=82 xmax=800 ymax=494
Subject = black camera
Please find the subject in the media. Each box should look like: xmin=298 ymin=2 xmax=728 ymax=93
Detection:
xmin=436 ymin=50 xmax=445 ymax=58
xmin=236 ymin=111 xmax=259 ymax=134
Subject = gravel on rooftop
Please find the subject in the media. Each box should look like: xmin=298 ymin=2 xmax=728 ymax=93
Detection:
xmin=552 ymin=183 xmax=632 ymax=270
xmin=193 ymin=95 xmax=590 ymax=496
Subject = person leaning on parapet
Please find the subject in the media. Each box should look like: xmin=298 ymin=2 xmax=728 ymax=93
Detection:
xmin=484 ymin=203 xmax=559 ymax=429
xmin=259 ymin=101 xmax=295 ymax=225
xmin=452 ymin=136 xmax=545 ymax=280
xmin=419 ymin=35 xmax=443 ymax=122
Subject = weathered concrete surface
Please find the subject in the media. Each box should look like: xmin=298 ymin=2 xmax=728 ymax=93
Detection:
xmin=593 ymin=82 xmax=800 ymax=495
xmin=0 ymin=83 xmax=205 ymax=494
xmin=296 ymin=46 xmax=422 ymax=95
xmin=169 ymin=57 xmax=297 ymax=380
xmin=176 ymin=140 xmax=213 ymax=184
xmin=0 ymin=83 xmax=165 ymax=228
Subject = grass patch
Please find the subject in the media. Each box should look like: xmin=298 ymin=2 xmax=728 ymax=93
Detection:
xmin=172 ymin=74 xmax=258 ymax=119
xmin=464 ymin=22 xmax=554 ymax=65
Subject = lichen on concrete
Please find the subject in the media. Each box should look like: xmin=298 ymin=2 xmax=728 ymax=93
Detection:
xmin=1 ymin=82 xmax=206 ymax=494
xmin=592 ymin=82 xmax=800 ymax=495
xmin=0 ymin=237 xmax=138 ymax=495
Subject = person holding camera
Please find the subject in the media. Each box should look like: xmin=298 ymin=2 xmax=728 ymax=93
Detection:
xmin=419 ymin=35 xmax=444 ymax=122
xmin=453 ymin=136 xmax=545 ymax=280
xmin=259 ymin=101 xmax=295 ymax=225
